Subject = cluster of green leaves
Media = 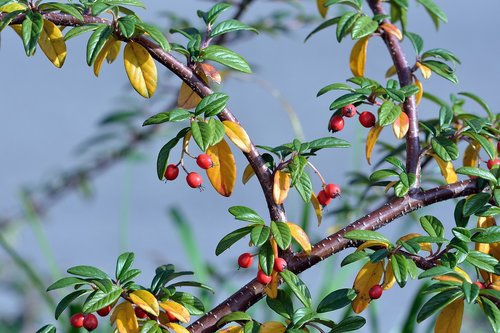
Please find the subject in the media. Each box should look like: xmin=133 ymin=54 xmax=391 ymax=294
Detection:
xmin=170 ymin=2 xmax=257 ymax=73
xmin=369 ymin=157 xmax=416 ymax=197
xmin=390 ymin=0 xmax=447 ymax=32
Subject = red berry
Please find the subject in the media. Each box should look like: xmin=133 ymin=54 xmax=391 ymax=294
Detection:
xmin=186 ymin=172 xmax=203 ymax=188
xmin=474 ymin=281 xmax=485 ymax=290
xmin=96 ymin=305 xmax=111 ymax=317
xmin=359 ymin=111 xmax=376 ymax=128
xmin=329 ymin=115 xmax=345 ymax=132
xmin=257 ymin=270 xmax=272 ymax=284
xmin=166 ymin=311 xmax=178 ymax=322
xmin=196 ymin=154 xmax=213 ymax=169
xmin=317 ymin=190 xmax=331 ymax=206
xmin=341 ymin=104 xmax=357 ymax=118
xmin=70 ymin=313 xmax=85 ymax=328
xmin=273 ymin=257 xmax=287 ymax=272
xmin=487 ymin=159 xmax=500 ymax=170
xmin=134 ymin=306 xmax=148 ymax=319
xmin=164 ymin=164 xmax=179 ymax=180
xmin=324 ymin=183 xmax=341 ymax=198
xmin=238 ymin=253 xmax=254 ymax=268
xmin=83 ymin=313 xmax=98 ymax=331
xmin=369 ymin=285 xmax=383 ymax=299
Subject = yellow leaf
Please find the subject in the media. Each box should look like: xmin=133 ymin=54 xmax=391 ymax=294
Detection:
xmin=11 ymin=25 xmax=22 ymax=38
xmin=382 ymin=258 xmax=396 ymax=290
xmin=416 ymin=62 xmax=432 ymax=79
xmin=355 ymin=240 xmax=389 ymax=252
xmin=200 ymin=63 xmax=222 ymax=84
xmin=242 ymin=163 xmax=255 ymax=184
xmin=415 ymin=79 xmax=423 ymax=106
xmin=264 ymin=270 xmax=279 ymax=298
xmin=206 ymin=139 xmax=236 ymax=197
xmin=365 ymin=124 xmax=383 ymax=165
xmin=177 ymin=71 xmax=208 ymax=109
xmin=0 ymin=3 xmax=27 ymax=12
xmin=490 ymin=279 xmax=500 ymax=290
xmin=434 ymin=299 xmax=464 ymax=333
xmin=129 ymin=290 xmax=160 ymax=316
xmin=260 ymin=321 xmax=286 ymax=333
xmin=286 ymin=222 xmax=312 ymax=254
xmin=316 ymin=0 xmax=328 ymax=18
xmin=270 ymin=238 xmax=279 ymax=258
xmin=38 ymin=20 xmax=66 ymax=68
xmin=431 ymin=154 xmax=457 ymax=184
xmin=94 ymin=37 xmax=115 ymax=76
xmin=434 ymin=266 xmax=472 ymax=284
xmin=110 ymin=302 xmax=139 ymax=333
xmin=223 ymin=121 xmax=252 ymax=153
xmin=384 ymin=180 xmax=397 ymax=193
xmin=123 ymin=42 xmax=157 ymax=98
xmin=477 ymin=216 xmax=496 ymax=228
xmin=392 ymin=111 xmax=409 ymax=139
xmin=463 ymin=142 xmax=480 ymax=167
xmin=273 ymin=171 xmax=291 ymax=204
xmin=380 ymin=23 xmax=403 ymax=40
xmin=310 ymin=193 xmax=323 ymax=226
xmin=159 ymin=300 xmax=190 ymax=323
xmin=350 ymin=36 xmax=370 ymax=77
xmin=398 ymin=233 xmax=432 ymax=252
xmin=165 ymin=323 xmax=190 ymax=333
xmin=385 ymin=65 xmax=397 ymax=78
xmin=106 ymin=39 xmax=121 ymax=63
xmin=352 ymin=261 xmax=384 ymax=313
xmin=218 ymin=326 xmax=244 ymax=333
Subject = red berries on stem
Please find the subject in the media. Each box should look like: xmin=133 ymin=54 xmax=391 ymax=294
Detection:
xmin=273 ymin=257 xmax=287 ymax=272
xmin=70 ymin=313 xmax=85 ymax=328
xmin=97 ymin=305 xmax=111 ymax=317
xmin=186 ymin=172 xmax=203 ymax=188
xmin=166 ymin=311 xmax=179 ymax=322
xmin=341 ymin=104 xmax=357 ymax=118
xmin=359 ymin=111 xmax=376 ymax=128
xmin=474 ymin=281 xmax=485 ymax=290
xmin=164 ymin=164 xmax=179 ymax=180
xmin=83 ymin=313 xmax=98 ymax=331
xmin=329 ymin=115 xmax=345 ymax=133
xmin=196 ymin=154 xmax=213 ymax=169
xmin=238 ymin=253 xmax=254 ymax=268
xmin=134 ymin=306 xmax=148 ymax=319
xmin=257 ymin=270 xmax=272 ymax=284
xmin=317 ymin=190 xmax=331 ymax=207
xmin=487 ymin=159 xmax=500 ymax=170
xmin=324 ymin=183 xmax=341 ymax=198
xmin=369 ymin=285 xmax=383 ymax=300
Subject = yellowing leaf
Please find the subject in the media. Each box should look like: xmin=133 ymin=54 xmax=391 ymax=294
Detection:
xmin=223 ymin=121 xmax=252 ymax=153
xmin=415 ymin=79 xmax=423 ymax=106
xmin=355 ymin=240 xmax=389 ymax=252
xmin=10 ymin=25 xmax=22 ymax=38
xmin=177 ymin=71 xmax=208 ymax=109
xmin=110 ymin=302 xmax=139 ymax=333
xmin=106 ymin=39 xmax=121 ymax=63
xmin=94 ymin=37 xmax=115 ymax=76
xmin=398 ymin=233 xmax=432 ymax=252
xmin=310 ymin=193 xmax=323 ymax=226
xmin=382 ymin=258 xmax=396 ymax=290
xmin=416 ymin=62 xmax=432 ymax=79
xmin=434 ymin=267 xmax=472 ymax=284
xmin=365 ymin=124 xmax=383 ymax=165
xmin=490 ymin=280 xmax=500 ymax=291
xmin=200 ymin=63 xmax=222 ymax=84
xmin=434 ymin=299 xmax=464 ymax=333
xmin=206 ymin=139 xmax=236 ymax=197
xmin=218 ymin=326 xmax=244 ymax=333
xmin=159 ymin=300 xmax=190 ymax=323
xmin=350 ymin=36 xmax=370 ymax=77
xmin=242 ymin=163 xmax=255 ymax=184
xmin=392 ymin=111 xmax=409 ymax=139
xmin=270 ymin=238 xmax=279 ymax=258
xmin=463 ymin=142 xmax=480 ymax=167
xmin=0 ymin=3 xmax=27 ymax=12
xmin=260 ymin=321 xmax=286 ymax=333
xmin=273 ymin=171 xmax=291 ymax=205
xmin=477 ymin=216 xmax=496 ymax=228
xmin=165 ymin=323 xmax=190 ymax=333
xmin=123 ymin=42 xmax=157 ymax=98
xmin=352 ymin=261 xmax=384 ymax=313
xmin=384 ymin=180 xmax=397 ymax=193
xmin=431 ymin=154 xmax=457 ymax=184
xmin=385 ymin=65 xmax=397 ymax=78
xmin=264 ymin=270 xmax=279 ymax=299
xmin=129 ymin=290 xmax=160 ymax=316
xmin=38 ymin=20 xmax=66 ymax=68
xmin=286 ymin=222 xmax=311 ymax=254
xmin=380 ymin=23 xmax=403 ymax=40
xmin=316 ymin=0 xmax=328 ymax=18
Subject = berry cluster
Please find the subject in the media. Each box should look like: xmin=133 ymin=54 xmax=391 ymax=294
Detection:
xmin=164 ymin=153 xmax=214 ymax=188
xmin=329 ymin=104 xmax=376 ymax=133
xmin=70 ymin=311 xmax=101 ymax=331
xmin=237 ymin=253 xmax=288 ymax=284
xmin=317 ymin=183 xmax=341 ymax=207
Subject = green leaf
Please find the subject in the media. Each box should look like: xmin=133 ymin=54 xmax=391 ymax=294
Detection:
xmin=480 ymin=297 xmax=500 ymax=333
xmin=168 ymin=281 xmax=214 ymax=293
xmin=351 ymin=15 xmax=378 ymax=39
xmin=291 ymin=307 xmax=318 ymax=328
xmin=266 ymin=290 xmax=294 ymax=319
xmin=195 ymin=92 xmax=229 ymax=117
xmin=64 ymin=25 xmax=100 ymax=41
xmin=417 ymin=289 xmax=462 ymax=323
xmin=392 ymin=253 xmax=409 ymax=287
xmin=317 ymin=83 xmax=355 ymax=96
xmin=431 ymin=137 xmax=459 ymax=161
xmin=141 ymin=321 xmax=162 ymax=333
xmin=67 ymin=265 xmax=108 ymax=279
xmin=336 ymin=11 xmax=360 ymax=42
xmin=458 ymin=92 xmax=494 ymax=121
xmin=22 ymin=12 xmax=43 ymax=56
xmin=47 ymin=277 xmax=88 ymax=291
xmin=454 ymin=199 xmax=469 ymax=227
xmin=0 ymin=10 xmax=25 ymax=32
xmin=204 ymin=2 xmax=232 ymax=25
xmin=279 ymin=270 xmax=312 ymax=308
xmin=463 ymin=192 xmax=491 ymax=216
xmin=343 ymin=230 xmax=391 ymax=245
xmin=418 ymin=266 xmax=453 ymax=279
xmin=0 ymin=0 xmax=17 ymax=7
xmin=270 ymin=221 xmax=292 ymax=250
xmin=416 ymin=0 xmax=447 ymax=24
xmin=82 ymin=285 xmax=122 ymax=313
xmin=251 ymin=225 xmax=271 ymax=247
xmin=117 ymin=15 xmax=136 ymax=38
xmin=208 ymin=118 xmax=225 ymax=146
xmin=39 ymin=3 xmax=84 ymax=21
xmin=116 ymin=252 xmax=135 ymax=281
xmin=466 ymin=251 xmax=498 ymax=273
xmin=405 ymin=31 xmax=423 ymax=55
xmin=209 ymin=19 xmax=257 ymax=38
xmin=378 ymin=101 xmax=402 ymax=126
xmin=305 ymin=16 xmax=341 ymax=41
xmin=422 ymin=48 xmax=460 ymax=64
xmin=329 ymin=93 xmax=365 ymax=110
xmin=259 ymin=240 xmax=275 ymax=275
xmin=462 ymin=132 xmax=496 ymax=160
xmin=419 ymin=215 xmax=444 ymax=238
xmin=86 ymin=24 xmax=112 ymax=66
xmin=317 ymin=288 xmax=356 ymax=313
xmin=369 ymin=169 xmax=399 ymax=182
xmin=170 ymin=292 xmax=205 ymax=315
xmin=203 ymin=45 xmax=251 ymax=73
xmin=36 ymin=324 xmax=56 ymax=333
xmin=462 ymin=282 xmax=480 ymax=304
xmin=294 ymin=171 xmax=313 ymax=203
xmin=330 ymin=316 xmax=366 ymax=333
xmin=156 ymin=128 xmax=190 ymax=180
xmin=191 ymin=121 xmax=213 ymax=151
xmin=143 ymin=109 xmax=191 ymax=126
xmin=456 ymin=167 xmax=497 ymax=184
xmin=55 ymin=289 xmax=90 ymax=319
xmin=308 ymin=137 xmax=351 ymax=150
xmin=422 ymin=60 xmax=457 ymax=84
xmin=215 ymin=226 xmax=253 ymax=256
xmin=341 ymin=251 xmax=368 ymax=266
xmin=471 ymin=226 xmax=500 ymax=243
xmin=101 ymin=0 xmax=145 ymax=8
xmin=228 ymin=206 xmax=265 ymax=224
xmin=135 ymin=22 xmax=170 ymax=51
xmin=217 ymin=312 xmax=252 ymax=327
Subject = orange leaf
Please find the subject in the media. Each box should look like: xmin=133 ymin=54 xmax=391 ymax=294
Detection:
xmin=242 ymin=163 xmax=255 ymax=184
xmin=206 ymin=139 xmax=236 ymax=197
xmin=380 ymin=23 xmax=403 ymax=40
xmin=463 ymin=142 xmax=480 ymax=167
xmin=416 ymin=62 xmax=432 ymax=79
xmin=415 ymin=79 xmax=423 ymax=106
xmin=434 ymin=299 xmax=464 ymax=333
xmin=264 ymin=270 xmax=279 ymax=298
xmin=159 ymin=300 xmax=190 ymax=323
xmin=223 ymin=120 xmax=252 ymax=153
xmin=350 ymin=36 xmax=370 ymax=77
xmin=351 ymin=261 xmax=384 ymax=313
xmin=273 ymin=171 xmax=291 ymax=204
xmin=316 ymin=0 xmax=328 ymax=18
xmin=431 ymin=154 xmax=457 ymax=184
xmin=392 ymin=111 xmax=409 ymax=139
xmin=110 ymin=302 xmax=139 ymax=333
xmin=200 ymin=63 xmax=222 ymax=84
xmin=310 ymin=193 xmax=323 ymax=226
xmin=286 ymin=222 xmax=312 ymax=254
xmin=355 ymin=240 xmax=389 ymax=252
xmin=398 ymin=233 xmax=432 ymax=252
xmin=382 ymin=258 xmax=396 ymax=290
xmin=177 ymin=71 xmax=208 ymax=109
xmin=365 ymin=124 xmax=383 ymax=165
xmin=129 ymin=290 xmax=159 ymax=316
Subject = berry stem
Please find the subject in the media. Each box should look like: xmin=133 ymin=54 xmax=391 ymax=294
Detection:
xmin=307 ymin=161 xmax=326 ymax=186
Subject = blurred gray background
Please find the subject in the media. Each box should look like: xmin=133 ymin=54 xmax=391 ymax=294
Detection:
xmin=0 ymin=0 xmax=498 ymax=332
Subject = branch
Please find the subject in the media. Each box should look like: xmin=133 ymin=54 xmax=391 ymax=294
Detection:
xmin=367 ymin=0 xmax=421 ymax=188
